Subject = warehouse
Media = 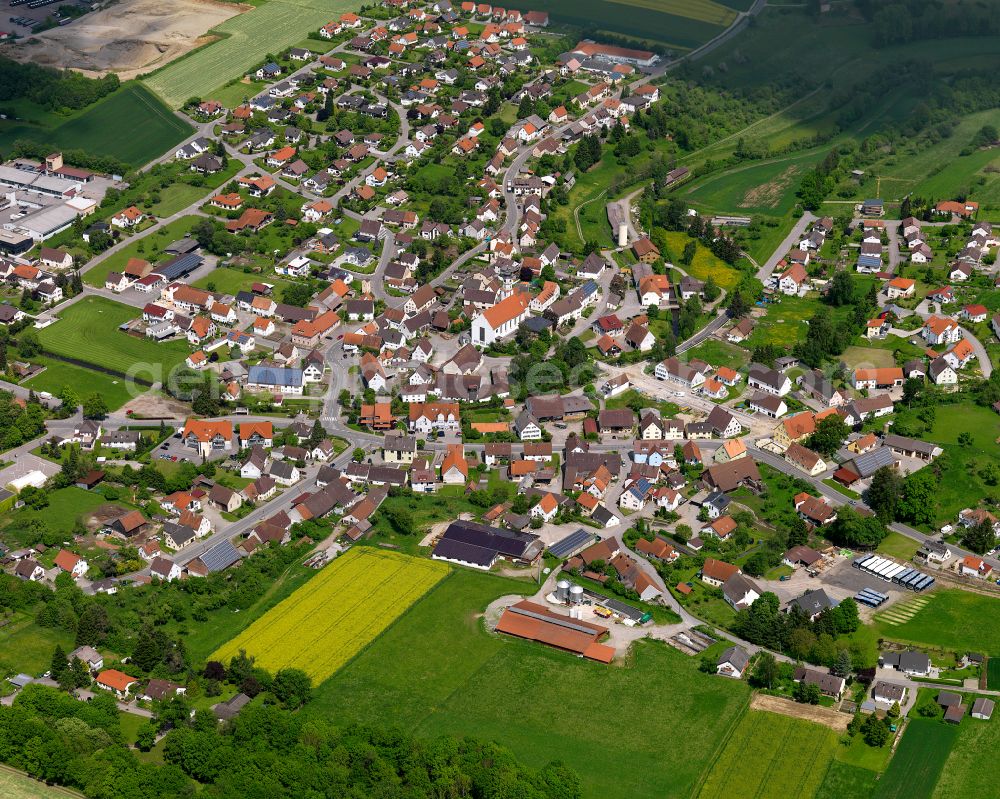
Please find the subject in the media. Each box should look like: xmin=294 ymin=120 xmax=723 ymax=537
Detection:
xmin=431 ymin=520 xmax=541 ymax=570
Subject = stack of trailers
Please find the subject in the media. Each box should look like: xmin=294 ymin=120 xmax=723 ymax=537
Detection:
xmin=852 ymin=554 xmax=936 ymax=592
xmin=855 ymin=588 xmax=889 ymax=608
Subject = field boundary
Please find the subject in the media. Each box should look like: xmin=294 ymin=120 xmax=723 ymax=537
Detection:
xmin=750 ymin=693 xmax=849 ymax=731
xmin=0 ymin=764 xmax=84 ymax=798
xmin=690 ymin=689 xmax=753 ymax=797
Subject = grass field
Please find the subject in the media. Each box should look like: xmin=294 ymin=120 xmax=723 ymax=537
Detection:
xmin=698 ymin=710 xmax=838 ymax=799
xmin=815 ymin=761 xmax=879 ymax=799
xmin=0 ymin=612 xmax=77 ymax=676
xmin=933 ymin=710 xmax=1000 ymax=798
xmin=2 ymin=487 xmax=129 ymax=543
xmin=876 ymin=531 xmax=921 ymax=562
xmin=192 ymin=266 xmax=293 ymax=296
xmin=988 ymin=658 xmax=1000 ymax=691
xmin=24 ymin=356 xmax=136 ymax=411
xmin=875 ymin=719 xmax=957 ymax=799
xmin=0 ymin=766 xmax=81 ymax=799
xmin=0 ymin=83 xmax=191 ymax=167
xmin=684 ymin=150 xmax=823 ymax=216
xmin=145 ymin=0 xmax=358 ymax=108
xmin=876 ymin=590 xmax=1000 ymax=655
xmin=663 ymin=232 xmax=742 ymax=290
xmin=746 ymin=294 xmax=818 ymax=348
xmin=682 ymin=338 xmax=748 ymax=370
xmin=212 ymin=548 xmax=449 ymax=682
xmin=83 ymin=216 xmax=204 ymax=288
xmin=307 ymin=569 xmax=749 ymax=799
xmin=38 ymin=296 xmax=189 ymax=377
xmin=916 ymin=403 xmax=1000 ymax=526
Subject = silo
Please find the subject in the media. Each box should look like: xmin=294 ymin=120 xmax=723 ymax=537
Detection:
xmin=569 ymin=585 xmax=584 ymax=606
xmin=556 ymin=580 xmax=570 ymax=603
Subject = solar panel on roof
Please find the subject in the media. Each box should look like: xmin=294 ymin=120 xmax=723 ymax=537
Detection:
xmin=201 ymin=539 xmax=240 ymax=572
xmin=548 ymin=528 xmax=594 ymax=559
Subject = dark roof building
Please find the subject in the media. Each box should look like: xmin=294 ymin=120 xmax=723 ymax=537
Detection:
xmin=431 ymin=520 xmax=542 ymax=570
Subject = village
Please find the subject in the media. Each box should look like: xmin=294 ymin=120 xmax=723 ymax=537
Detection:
xmin=0 ymin=0 xmax=999 ymax=795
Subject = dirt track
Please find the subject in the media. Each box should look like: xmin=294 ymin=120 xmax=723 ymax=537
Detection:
xmin=750 ymin=693 xmax=850 ymax=731
xmin=3 ymin=0 xmax=242 ymax=79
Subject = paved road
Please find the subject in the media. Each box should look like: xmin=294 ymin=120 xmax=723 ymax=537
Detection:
xmin=757 ymin=212 xmax=815 ymax=280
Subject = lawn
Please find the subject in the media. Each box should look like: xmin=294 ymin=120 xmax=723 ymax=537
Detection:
xmin=916 ymin=402 xmax=1000 ymax=527
xmin=24 ymin=356 xmax=136 ymax=411
xmin=876 ymin=531 xmax=921 ymax=562
xmin=876 ymin=590 xmax=1000 ymax=656
xmin=0 ymin=766 xmax=81 ymax=799
xmin=875 ymin=719 xmax=957 ymax=799
xmin=307 ymin=569 xmax=750 ymax=799
xmin=38 ymin=296 xmax=189 ymax=379
xmin=0 ymin=83 xmax=191 ymax=167
xmin=605 ymin=388 xmax=680 ymax=418
xmin=1 ymin=487 xmax=126 ymax=542
xmin=148 ymin=183 xmax=214 ymax=217
xmin=366 ymin=486 xmax=486 ymax=555
xmin=933 ymin=709 xmax=1000 ymax=798
xmin=83 ymin=216 xmax=204 ymax=287
xmin=698 ymin=710 xmax=839 ymax=799
xmin=0 ymin=612 xmax=77 ymax=676
xmin=144 ymin=0 xmax=360 ymax=108
xmin=663 ymin=232 xmax=742 ymax=290
xmin=212 ymin=548 xmax=449 ymax=683
xmin=682 ymin=339 xmax=749 ymax=370
xmin=746 ymin=292 xmax=856 ymax=350
xmin=192 ymin=266 xmax=293 ymax=296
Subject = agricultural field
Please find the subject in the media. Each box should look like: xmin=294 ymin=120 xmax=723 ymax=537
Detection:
xmin=698 ymin=710 xmax=839 ymax=799
xmin=37 ymin=296 xmax=190 ymax=378
xmin=308 ymin=569 xmax=749 ymax=799
xmin=934 ymin=710 xmax=1000 ymax=798
xmin=526 ymin=0 xmax=736 ymax=52
xmin=815 ymin=761 xmax=879 ymax=799
xmin=0 ymin=766 xmax=81 ymax=799
xmin=684 ymin=150 xmax=823 ymax=216
xmin=877 ymin=590 xmax=1000 ymax=656
xmin=212 ymin=548 xmax=449 ymax=682
xmin=874 ymin=719 xmax=957 ymax=799
xmin=988 ymin=658 xmax=1000 ymax=691
xmin=144 ymin=0 xmax=358 ymax=108
xmin=662 ymin=232 xmax=741 ymax=290
xmin=0 ymin=83 xmax=191 ymax=168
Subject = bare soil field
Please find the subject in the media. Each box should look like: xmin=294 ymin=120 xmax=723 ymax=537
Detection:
xmin=4 ymin=0 xmax=243 ymax=79
xmin=750 ymin=693 xmax=850 ymax=731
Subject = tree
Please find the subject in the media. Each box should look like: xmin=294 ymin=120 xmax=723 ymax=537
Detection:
xmin=825 ymin=271 xmax=855 ymax=307
xmin=18 ymin=328 xmax=41 ymax=357
xmin=861 ymin=713 xmax=890 ymax=747
xmin=831 ymin=649 xmax=853 ymax=678
xmin=828 ymin=506 xmax=889 ymax=549
xmin=69 ymin=657 xmax=90 ymax=688
xmin=135 ymin=721 xmax=158 ymax=752
xmin=864 ymin=466 xmax=904 ymax=522
xmin=681 ymin=240 xmax=697 ymax=265
xmin=751 ymin=651 xmax=779 ymax=688
xmin=81 ymin=393 xmax=108 ymax=420
xmin=703 ymin=275 xmax=720 ymax=302
xmin=805 ymin=415 xmax=850 ymax=458
xmin=961 ymin=517 xmax=996 ymax=555
xmin=898 ymin=469 xmax=938 ymax=525
xmin=352 ymin=447 xmax=365 ymax=462
xmin=271 ymin=668 xmax=311 ymax=708
xmin=794 ymin=680 xmax=821 ymax=704
xmin=49 ymin=645 xmax=68 ymax=683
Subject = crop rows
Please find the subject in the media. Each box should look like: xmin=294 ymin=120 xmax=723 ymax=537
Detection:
xmin=699 ymin=711 xmax=837 ymax=799
xmin=212 ymin=548 xmax=449 ymax=683
xmin=145 ymin=0 xmax=357 ymax=108
xmin=610 ymin=0 xmax=736 ymax=26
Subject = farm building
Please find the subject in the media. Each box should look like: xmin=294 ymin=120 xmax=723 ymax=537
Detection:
xmin=495 ymin=600 xmax=615 ymax=662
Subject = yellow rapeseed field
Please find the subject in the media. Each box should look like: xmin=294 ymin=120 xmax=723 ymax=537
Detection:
xmin=212 ymin=548 xmax=449 ymax=683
